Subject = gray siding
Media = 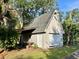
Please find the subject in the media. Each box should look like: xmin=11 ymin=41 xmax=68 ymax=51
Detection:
xmin=28 ymin=33 xmax=63 ymax=49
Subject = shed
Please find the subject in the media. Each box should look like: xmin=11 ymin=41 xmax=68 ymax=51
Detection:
xmin=20 ymin=10 xmax=64 ymax=49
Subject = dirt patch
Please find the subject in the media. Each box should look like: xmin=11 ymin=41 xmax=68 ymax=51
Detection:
xmin=4 ymin=48 xmax=44 ymax=59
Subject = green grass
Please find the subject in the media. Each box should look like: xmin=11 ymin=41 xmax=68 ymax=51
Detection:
xmin=5 ymin=45 xmax=79 ymax=59
xmin=46 ymin=46 xmax=79 ymax=59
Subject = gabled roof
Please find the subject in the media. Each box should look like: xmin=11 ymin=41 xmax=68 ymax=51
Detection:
xmin=23 ymin=12 xmax=52 ymax=33
xmin=23 ymin=10 xmax=64 ymax=34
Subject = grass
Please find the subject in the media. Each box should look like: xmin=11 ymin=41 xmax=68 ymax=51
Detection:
xmin=5 ymin=45 xmax=79 ymax=59
xmin=45 ymin=46 xmax=79 ymax=59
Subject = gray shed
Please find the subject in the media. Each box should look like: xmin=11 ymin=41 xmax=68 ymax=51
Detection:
xmin=20 ymin=10 xmax=64 ymax=49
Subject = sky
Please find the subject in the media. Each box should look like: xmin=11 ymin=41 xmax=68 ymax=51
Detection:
xmin=58 ymin=0 xmax=79 ymax=12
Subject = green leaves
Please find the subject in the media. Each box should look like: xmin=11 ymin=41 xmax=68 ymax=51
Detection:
xmin=15 ymin=0 xmax=56 ymax=9
xmin=71 ymin=9 xmax=79 ymax=22
xmin=4 ymin=0 xmax=9 ymax=3
xmin=0 ymin=4 xmax=2 ymax=14
xmin=63 ymin=9 xmax=79 ymax=46
xmin=0 ymin=27 xmax=19 ymax=49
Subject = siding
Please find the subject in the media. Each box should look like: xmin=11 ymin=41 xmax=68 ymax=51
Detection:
xmin=45 ymin=13 xmax=64 ymax=34
xmin=49 ymin=34 xmax=63 ymax=47
xmin=28 ymin=34 xmax=50 ymax=49
xmin=28 ymin=35 xmax=37 ymax=44
xmin=29 ymin=34 xmax=44 ymax=48
xmin=42 ymin=34 xmax=50 ymax=49
xmin=28 ymin=33 xmax=63 ymax=49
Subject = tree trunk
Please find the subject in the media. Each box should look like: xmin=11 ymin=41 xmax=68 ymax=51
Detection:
xmin=67 ymin=35 xmax=70 ymax=45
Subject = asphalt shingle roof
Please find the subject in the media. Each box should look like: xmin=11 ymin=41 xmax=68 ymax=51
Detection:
xmin=24 ymin=13 xmax=52 ymax=33
xmin=23 ymin=10 xmax=64 ymax=34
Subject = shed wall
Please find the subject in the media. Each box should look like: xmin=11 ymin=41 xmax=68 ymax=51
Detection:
xmin=28 ymin=33 xmax=63 ymax=49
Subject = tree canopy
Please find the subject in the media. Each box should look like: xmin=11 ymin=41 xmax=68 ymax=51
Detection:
xmin=9 ymin=0 xmax=57 ymax=24
xmin=63 ymin=9 xmax=79 ymax=46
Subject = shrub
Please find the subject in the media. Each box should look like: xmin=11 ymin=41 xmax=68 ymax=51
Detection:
xmin=0 ymin=27 xmax=19 ymax=50
xmin=0 ymin=4 xmax=2 ymax=14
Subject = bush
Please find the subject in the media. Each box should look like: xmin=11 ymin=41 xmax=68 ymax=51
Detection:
xmin=0 ymin=27 xmax=19 ymax=50
xmin=32 ymin=43 xmax=38 ymax=49
xmin=0 ymin=4 xmax=2 ymax=14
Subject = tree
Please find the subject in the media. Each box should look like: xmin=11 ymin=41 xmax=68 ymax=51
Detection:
xmin=0 ymin=0 xmax=20 ymax=50
xmin=0 ymin=26 xmax=19 ymax=50
xmin=72 ymin=8 xmax=79 ymax=22
xmin=9 ymin=0 xmax=56 ymax=25
xmin=63 ymin=10 xmax=79 ymax=46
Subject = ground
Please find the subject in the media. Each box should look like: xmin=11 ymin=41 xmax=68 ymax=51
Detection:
xmin=65 ymin=50 xmax=79 ymax=59
xmin=3 ymin=45 xmax=79 ymax=59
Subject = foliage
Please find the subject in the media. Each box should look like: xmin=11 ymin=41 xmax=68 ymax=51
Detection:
xmin=4 ymin=0 xmax=9 ymax=3
xmin=32 ymin=43 xmax=38 ymax=49
xmin=72 ymin=8 xmax=79 ymax=22
xmin=0 ymin=4 xmax=2 ymax=14
xmin=0 ymin=1 xmax=20 ymax=49
xmin=63 ymin=10 xmax=79 ymax=46
xmin=14 ymin=0 xmax=56 ymax=9
xmin=0 ymin=26 xmax=19 ymax=49
xmin=9 ymin=0 xmax=56 ymax=24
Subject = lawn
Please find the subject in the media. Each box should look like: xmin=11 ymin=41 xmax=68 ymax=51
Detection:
xmin=5 ymin=45 xmax=79 ymax=59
